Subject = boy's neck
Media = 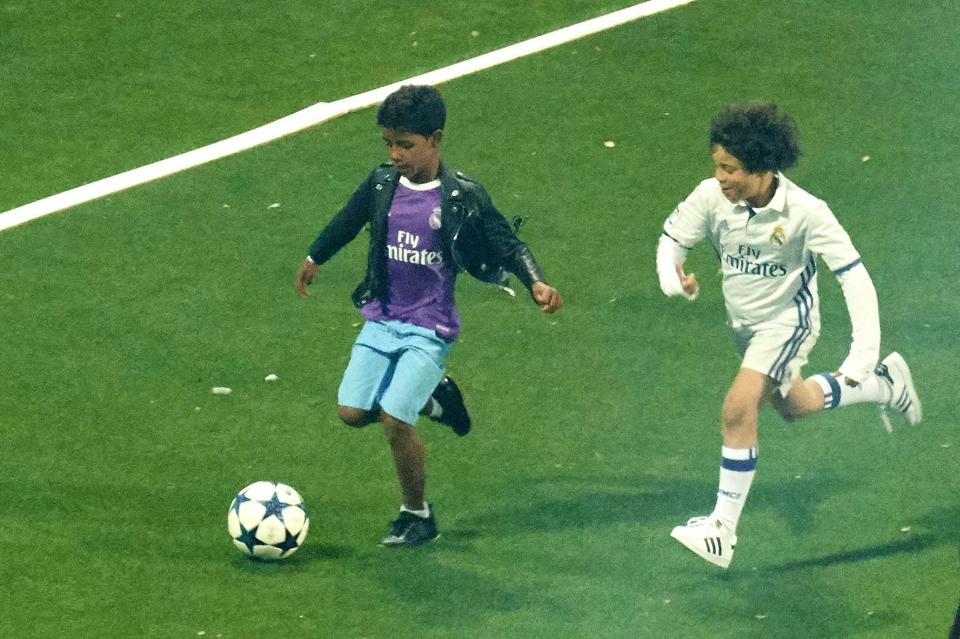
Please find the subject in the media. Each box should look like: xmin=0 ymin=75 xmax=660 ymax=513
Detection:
xmin=408 ymin=159 xmax=441 ymax=184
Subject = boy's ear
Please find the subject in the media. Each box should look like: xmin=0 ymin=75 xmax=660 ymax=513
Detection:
xmin=430 ymin=129 xmax=443 ymax=146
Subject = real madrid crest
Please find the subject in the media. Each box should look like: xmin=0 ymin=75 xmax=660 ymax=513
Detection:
xmin=770 ymin=225 xmax=786 ymax=246
xmin=429 ymin=206 xmax=443 ymax=230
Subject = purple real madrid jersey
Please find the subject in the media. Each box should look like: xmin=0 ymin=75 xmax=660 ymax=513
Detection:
xmin=361 ymin=176 xmax=460 ymax=340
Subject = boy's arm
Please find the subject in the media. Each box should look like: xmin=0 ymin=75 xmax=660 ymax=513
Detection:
xmin=657 ymin=181 xmax=712 ymax=300
xmin=295 ymin=175 xmax=373 ymax=298
xmin=306 ymin=175 xmax=374 ymax=265
xmin=656 ymin=234 xmax=699 ymax=300
xmin=807 ymin=203 xmax=880 ymax=383
xmin=471 ymin=189 xmax=562 ymax=311
xmin=294 ymin=258 xmax=319 ymax=298
xmin=473 ymin=189 xmax=544 ymax=287
xmin=834 ymin=261 xmax=881 ymax=383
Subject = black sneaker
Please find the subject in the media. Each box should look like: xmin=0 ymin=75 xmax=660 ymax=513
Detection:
xmin=430 ymin=376 xmax=472 ymax=436
xmin=380 ymin=504 xmax=439 ymax=547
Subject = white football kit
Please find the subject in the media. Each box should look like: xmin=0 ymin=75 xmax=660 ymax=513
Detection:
xmin=657 ymin=174 xmax=881 ymax=389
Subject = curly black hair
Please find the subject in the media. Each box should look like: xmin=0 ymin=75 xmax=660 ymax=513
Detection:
xmin=376 ymin=85 xmax=446 ymax=136
xmin=710 ymin=102 xmax=800 ymax=173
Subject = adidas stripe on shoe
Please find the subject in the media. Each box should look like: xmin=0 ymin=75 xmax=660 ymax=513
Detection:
xmin=875 ymin=351 xmax=922 ymax=430
xmin=670 ymin=516 xmax=737 ymax=569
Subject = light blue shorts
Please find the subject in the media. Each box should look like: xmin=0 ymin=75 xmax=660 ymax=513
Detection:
xmin=338 ymin=320 xmax=452 ymax=426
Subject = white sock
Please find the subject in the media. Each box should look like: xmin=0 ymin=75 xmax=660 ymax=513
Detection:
xmin=429 ymin=398 xmax=443 ymax=419
xmin=811 ymin=372 xmax=891 ymax=409
xmin=400 ymin=502 xmax=430 ymax=519
xmin=712 ymin=446 xmax=757 ymax=532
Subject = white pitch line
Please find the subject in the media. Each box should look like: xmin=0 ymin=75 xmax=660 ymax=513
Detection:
xmin=0 ymin=0 xmax=696 ymax=233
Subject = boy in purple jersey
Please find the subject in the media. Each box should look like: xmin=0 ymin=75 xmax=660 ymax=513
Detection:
xmin=294 ymin=85 xmax=563 ymax=547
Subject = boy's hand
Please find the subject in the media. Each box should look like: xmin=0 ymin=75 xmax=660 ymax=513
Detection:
xmin=674 ymin=263 xmax=699 ymax=300
xmin=531 ymin=281 xmax=563 ymax=313
xmin=295 ymin=259 xmax=319 ymax=298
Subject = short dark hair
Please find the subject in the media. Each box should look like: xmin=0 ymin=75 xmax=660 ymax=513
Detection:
xmin=710 ymin=102 xmax=800 ymax=173
xmin=376 ymin=85 xmax=446 ymax=136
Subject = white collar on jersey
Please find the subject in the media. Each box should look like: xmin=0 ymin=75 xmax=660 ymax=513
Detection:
xmin=399 ymin=175 xmax=441 ymax=191
xmin=738 ymin=172 xmax=787 ymax=215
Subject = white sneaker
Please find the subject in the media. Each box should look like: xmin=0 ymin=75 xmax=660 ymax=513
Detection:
xmin=876 ymin=352 xmax=922 ymax=429
xmin=670 ymin=516 xmax=737 ymax=569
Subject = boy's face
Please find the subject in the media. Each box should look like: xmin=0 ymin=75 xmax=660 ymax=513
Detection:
xmin=382 ymin=128 xmax=441 ymax=183
xmin=711 ymin=145 xmax=773 ymax=205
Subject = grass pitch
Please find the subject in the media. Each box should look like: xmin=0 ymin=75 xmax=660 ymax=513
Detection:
xmin=1 ymin=1 xmax=957 ymax=637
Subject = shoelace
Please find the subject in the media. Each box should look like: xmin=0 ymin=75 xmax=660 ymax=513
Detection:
xmin=685 ymin=516 xmax=712 ymax=527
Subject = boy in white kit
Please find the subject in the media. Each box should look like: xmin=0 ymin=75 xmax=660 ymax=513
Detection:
xmin=657 ymin=102 xmax=922 ymax=568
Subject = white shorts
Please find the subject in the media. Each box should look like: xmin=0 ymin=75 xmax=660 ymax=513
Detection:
xmin=733 ymin=322 xmax=819 ymax=396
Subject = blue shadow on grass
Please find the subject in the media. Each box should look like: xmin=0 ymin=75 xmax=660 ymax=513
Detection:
xmin=775 ymin=533 xmax=937 ymax=570
xmin=774 ymin=504 xmax=959 ymax=571
xmin=450 ymin=473 xmax=847 ymax=539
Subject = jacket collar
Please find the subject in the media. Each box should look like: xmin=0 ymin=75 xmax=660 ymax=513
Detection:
xmin=438 ymin=163 xmax=465 ymax=203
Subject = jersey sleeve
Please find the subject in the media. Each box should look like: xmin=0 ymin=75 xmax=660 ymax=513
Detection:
xmin=656 ymin=235 xmax=698 ymax=300
xmin=836 ymin=263 xmax=881 ymax=381
xmin=662 ymin=179 xmax=714 ymax=249
xmin=805 ymin=202 xmax=861 ymax=274
xmin=806 ymin=203 xmax=879 ymax=381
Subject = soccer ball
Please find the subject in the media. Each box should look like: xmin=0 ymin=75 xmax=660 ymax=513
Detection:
xmin=227 ymin=481 xmax=309 ymax=560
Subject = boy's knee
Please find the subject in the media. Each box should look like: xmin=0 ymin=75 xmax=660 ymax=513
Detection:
xmin=381 ymin=412 xmax=414 ymax=440
xmin=338 ymin=406 xmax=374 ymax=427
xmin=772 ymin=381 xmax=822 ymax=423
xmin=771 ymin=395 xmax=803 ymax=422
xmin=721 ymin=397 xmax=753 ymax=430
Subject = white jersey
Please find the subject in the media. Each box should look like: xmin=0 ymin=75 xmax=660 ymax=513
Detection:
xmin=663 ymin=174 xmax=861 ymax=331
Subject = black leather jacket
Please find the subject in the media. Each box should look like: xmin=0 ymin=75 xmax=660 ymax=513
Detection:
xmin=307 ymin=163 xmax=546 ymax=308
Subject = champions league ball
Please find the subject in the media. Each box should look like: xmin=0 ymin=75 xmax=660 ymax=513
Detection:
xmin=227 ymin=481 xmax=309 ymax=560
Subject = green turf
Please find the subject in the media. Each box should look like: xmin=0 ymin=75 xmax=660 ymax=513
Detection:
xmin=1 ymin=1 xmax=957 ymax=637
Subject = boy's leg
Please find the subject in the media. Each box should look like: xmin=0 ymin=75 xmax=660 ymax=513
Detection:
xmin=792 ymin=352 xmax=923 ymax=430
xmin=707 ymin=324 xmax=810 ymax=533
xmin=379 ymin=346 xmax=444 ymax=507
xmin=778 ymin=353 xmax=924 ymax=429
xmin=338 ymin=405 xmax=380 ymax=427
xmin=770 ymin=377 xmax=827 ymax=422
xmin=334 ymin=321 xmax=446 ymax=547
xmin=720 ymin=368 xmax=771 ymax=448
xmin=379 ymin=410 xmax=438 ymax=547
xmin=714 ymin=369 xmax=768 ymax=530
xmin=377 ymin=331 xmax=449 ymax=547
xmin=671 ymin=368 xmax=769 ymax=569
xmin=381 ymin=413 xmax=427 ymax=511
xmin=778 ymin=370 xmax=890 ymax=419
